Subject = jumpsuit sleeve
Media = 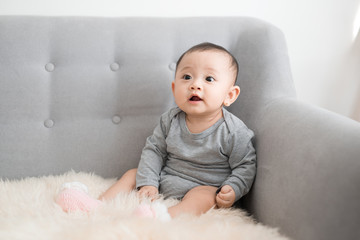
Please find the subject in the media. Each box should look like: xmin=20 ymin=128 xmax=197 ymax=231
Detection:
xmin=220 ymin=129 xmax=257 ymax=202
xmin=135 ymin=113 xmax=169 ymax=189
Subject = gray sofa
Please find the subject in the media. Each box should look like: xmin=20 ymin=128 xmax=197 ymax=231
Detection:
xmin=0 ymin=16 xmax=359 ymax=240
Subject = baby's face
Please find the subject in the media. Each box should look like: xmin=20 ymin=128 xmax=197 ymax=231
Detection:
xmin=172 ymin=50 xmax=237 ymax=118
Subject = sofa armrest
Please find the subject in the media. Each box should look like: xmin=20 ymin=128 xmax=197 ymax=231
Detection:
xmin=243 ymin=98 xmax=360 ymax=240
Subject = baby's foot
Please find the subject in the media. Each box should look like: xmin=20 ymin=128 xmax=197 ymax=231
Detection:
xmin=55 ymin=182 xmax=102 ymax=212
xmin=133 ymin=202 xmax=171 ymax=221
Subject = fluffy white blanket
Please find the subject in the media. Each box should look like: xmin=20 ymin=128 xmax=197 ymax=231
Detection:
xmin=0 ymin=171 xmax=289 ymax=240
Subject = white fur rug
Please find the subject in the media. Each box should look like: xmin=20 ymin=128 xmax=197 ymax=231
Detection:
xmin=0 ymin=171 xmax=289 ymax=240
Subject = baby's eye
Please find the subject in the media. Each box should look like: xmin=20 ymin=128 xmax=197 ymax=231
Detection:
xmin=183 ymin=74 xmax=192 ymax=80
xmin=205 ymin=76 xmax=215 ymax=82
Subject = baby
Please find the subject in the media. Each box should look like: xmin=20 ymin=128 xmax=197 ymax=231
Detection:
xmin=56 ymin=42 xmax=256 ymax=220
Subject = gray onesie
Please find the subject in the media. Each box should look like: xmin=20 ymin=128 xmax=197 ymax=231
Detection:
xmin=136 ymin=107 xmax=256 ymax=201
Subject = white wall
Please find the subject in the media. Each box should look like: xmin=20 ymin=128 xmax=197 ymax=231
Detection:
xmin=1 ymin=0 xmax=359 ymax=121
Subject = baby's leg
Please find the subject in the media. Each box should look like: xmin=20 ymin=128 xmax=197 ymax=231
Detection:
xmin=99 ymin=168 xmax=137 ymax=201
xmin=168 ymin=185 xmax=217 ymax=218
xmin=56 ymin=169 xmax=137 ymax=212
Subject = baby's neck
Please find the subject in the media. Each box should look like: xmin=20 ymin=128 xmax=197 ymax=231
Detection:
xmin=185 ymin=109 xmax=223 ymax=134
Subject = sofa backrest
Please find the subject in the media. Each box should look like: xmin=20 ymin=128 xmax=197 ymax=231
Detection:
xmin=0 ymin=16 xmax=295 ymax=179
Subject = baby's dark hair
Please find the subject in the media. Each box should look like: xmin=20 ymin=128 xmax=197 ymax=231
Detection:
xmin=176 ymin=42 xmax=239 ymax=84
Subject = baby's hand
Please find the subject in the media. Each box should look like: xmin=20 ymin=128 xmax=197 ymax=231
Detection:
xmin=137 ymin=185 xmax=159 ymax=200
xmin=216 ymin=185 xmax=236 ymax=208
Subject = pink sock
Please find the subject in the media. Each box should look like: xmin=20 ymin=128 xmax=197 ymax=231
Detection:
xmin=134 ymin=202 xmax=171 ymax=221
xmin=55 ymin=182 xmax=102 ymax=212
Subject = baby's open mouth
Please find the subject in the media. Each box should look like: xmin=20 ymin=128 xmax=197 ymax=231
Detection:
xmin=189 ymin=96 xmax=202 ymax=101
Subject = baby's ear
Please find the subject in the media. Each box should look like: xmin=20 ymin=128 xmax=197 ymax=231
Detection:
xmin=171 ymin=81 xmax=176 ymax=95
xmin=224 ymin=86 xmax=240 ymax=107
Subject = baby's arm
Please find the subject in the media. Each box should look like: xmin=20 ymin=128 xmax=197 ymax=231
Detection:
xmin=220 ymin=127 xmax=256 ymax=204
xmin=216 ymin=185 xmax=236 ymax=208
xmin=136 ymin=112 xmax=170 ymax=190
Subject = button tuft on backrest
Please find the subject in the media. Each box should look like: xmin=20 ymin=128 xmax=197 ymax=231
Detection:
xmin=168 ymin=63 xmax=176 ymax=71
xmin=44 ymin=119 xmax=55 ymax=128
xmin=110 ymin=63 xmax=120 ymax=72
xmin=112 ymin=115 xmax=121 ymax=124
xmin=45 ymin=63 xmax=55 ymax=72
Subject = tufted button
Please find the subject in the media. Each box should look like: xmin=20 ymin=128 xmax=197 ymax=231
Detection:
xmin=112 ymin=115 xmax=121 ymax=124
xmin=45 ymin=63 xmax=55 ymax=72
xmin=168 ymin=62 xmax=177 ymax=71
xmin=44 ymin=119 xmax=55 ymax=128
xmin=110 ymin=62 xmax=120 ymax=71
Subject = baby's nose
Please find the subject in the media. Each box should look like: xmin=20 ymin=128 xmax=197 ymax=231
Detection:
xmin=190 ymin=80 xmax=202 ymax=90
xmin=191 ymin=85 xmax=201 ymax=90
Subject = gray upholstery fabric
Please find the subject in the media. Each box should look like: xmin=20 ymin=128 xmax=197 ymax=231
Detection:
xmin=0 ymin=16 xmax=359 ymax=240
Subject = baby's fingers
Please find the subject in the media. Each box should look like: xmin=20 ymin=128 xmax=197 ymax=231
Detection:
xmin=216 ymin=194 xmax=232 ymax=208
xmin=220 ymin=185 xmax=232 ymax=194
xmin=137 ymin=187 xmax=159 ymax=200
